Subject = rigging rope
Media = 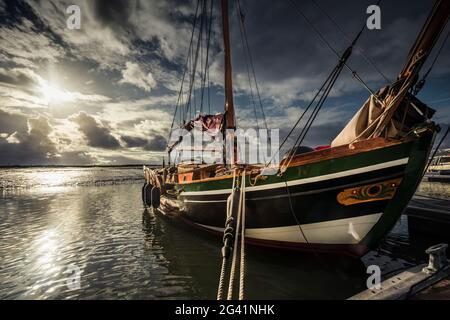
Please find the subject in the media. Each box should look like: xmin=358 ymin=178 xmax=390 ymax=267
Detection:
xmin=168 ymin=0 xmax=201 ymax=143
xmin=200 ymin=0 xmax=214 ymax=114
xmin=265 ymin=68 xmax=336 ymax=167
xmin=237 ymin=0 xmax=270 ymax=135
xmin=414 ymin=31 xmax=449 ymax=95
xmin=284 ymin=179 xmax=310 ymax=247
xmin=208 ymin=59 xmax=211 ymax=114
xmin=281 ymin=58 xmax=345 ymax=172
xmin=183 ymin=0 xmax=207 ymax=123
xmin=424 ymin=125 xmax=450 ymax=176
xmin=235 ymin=0 xmax=260 ymax=131
xmin=288 ymin=0 xmax=376 ymax=96
xmin=310 ymin=0 xmax=390 ymax=83
xmin=266 ymin=0 xmax=377 ymax=168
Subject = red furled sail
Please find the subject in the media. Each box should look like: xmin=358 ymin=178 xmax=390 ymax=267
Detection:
xmin=183 ymin=114 xmax=224 ymax=133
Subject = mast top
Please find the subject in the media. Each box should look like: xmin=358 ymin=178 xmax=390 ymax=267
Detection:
xmin=398 ymin=0 xmax=450 ymax=81
xmin=221 ymin=0 xmax=236 ymax=130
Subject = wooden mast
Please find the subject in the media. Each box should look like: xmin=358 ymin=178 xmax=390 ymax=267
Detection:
xmin=397 ymin=0 xmax=450 ymax=81
xmin=221 ymin=0 xmax=237 ymax=165
xmin=221 ymin=0 xmax=235 ymax=129
xmin=371 ymin=0 xmax=450 ymax=137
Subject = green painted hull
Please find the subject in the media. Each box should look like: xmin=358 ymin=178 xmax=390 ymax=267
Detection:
xmin=162 ymin=131 xmax=435 ymax=256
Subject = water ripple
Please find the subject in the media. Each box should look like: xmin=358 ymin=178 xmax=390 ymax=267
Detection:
xmin=1 ymin=168 xmax=447 ymax=299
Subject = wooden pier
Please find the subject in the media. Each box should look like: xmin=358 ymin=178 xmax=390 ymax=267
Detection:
xmin=405 ymin=195 xmax=450 ymax=238
xmin=349 ymin=244 xmax=450 ymax=300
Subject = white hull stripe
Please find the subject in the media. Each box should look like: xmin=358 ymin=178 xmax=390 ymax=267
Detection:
xmin=181 ymin=158 xmax=409 ymax=196
xmin=183 ymin=173 xmax=402 ymax=203
xmin=196 ymin=213 xmax=383 ymax=245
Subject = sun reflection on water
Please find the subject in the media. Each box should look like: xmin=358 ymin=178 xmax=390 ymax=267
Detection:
xmin=33 ymin=229 xmax=59 ymax=269
xmin=29 ymin=171 xmax=71 ymax=188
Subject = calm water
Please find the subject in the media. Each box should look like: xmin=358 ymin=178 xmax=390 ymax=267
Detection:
xmin=0 ymin=167 xmax=449 ymax=300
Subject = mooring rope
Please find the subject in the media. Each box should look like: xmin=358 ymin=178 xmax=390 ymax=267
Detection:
xmin=217 ymin=169 xmax=248 ymax=300
xmin=216 ymin=255 xmax=229 ymax=300
xmin=217 ymin=169 xmax=238 ymax=300
xmin=238 ymin=170 xmax=246 ymax=300
xmin=227 ymin=171 xmax=243 ymax=299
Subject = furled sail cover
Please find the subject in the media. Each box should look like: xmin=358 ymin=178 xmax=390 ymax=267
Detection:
xmin=331 ymin=86 xmax=435 ymax=147
xmin=183 ymin=113 xmax=224 ymax=134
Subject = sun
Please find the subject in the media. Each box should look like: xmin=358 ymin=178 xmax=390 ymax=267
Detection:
xmin=41 ymin=82 xmax=73 ymax=104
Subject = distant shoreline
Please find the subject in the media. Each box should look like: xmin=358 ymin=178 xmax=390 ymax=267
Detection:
xmin=0 ymin=164 xmax=160 ymax=169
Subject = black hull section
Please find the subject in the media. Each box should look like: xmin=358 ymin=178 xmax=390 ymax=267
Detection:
xmin=180 ymin=164 xmax=406 ymax=229
xmin=153 ymin=132 xmax=435 ymax=256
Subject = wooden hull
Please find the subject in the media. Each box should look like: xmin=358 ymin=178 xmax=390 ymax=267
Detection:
xmin=157 ymin=132 xmax=434 ymax=257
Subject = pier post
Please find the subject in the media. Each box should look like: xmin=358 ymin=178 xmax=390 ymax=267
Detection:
xmin=423 ymin=243 xmax=448 ymax=274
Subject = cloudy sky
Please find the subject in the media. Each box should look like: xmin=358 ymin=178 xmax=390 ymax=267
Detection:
xmin=0 ymin=0 xmax=449 ymax=166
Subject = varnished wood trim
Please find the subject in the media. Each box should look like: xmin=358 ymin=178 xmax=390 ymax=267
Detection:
xmin=176 ymin=137 xmax=408 ymax=185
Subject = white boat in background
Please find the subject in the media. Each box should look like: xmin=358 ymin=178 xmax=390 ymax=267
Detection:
xmin=426 ymin=149 xmax=450 ymax=183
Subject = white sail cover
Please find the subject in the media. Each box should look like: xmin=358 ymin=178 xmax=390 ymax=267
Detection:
xmin=331 ymin=86 xmax=435 ymax=147
xmin=331 ymin=94 xmax=399 ymax=147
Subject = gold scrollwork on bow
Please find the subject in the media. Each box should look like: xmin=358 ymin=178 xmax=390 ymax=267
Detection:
xmin=337 ymin=178 xmax=402 ymax=206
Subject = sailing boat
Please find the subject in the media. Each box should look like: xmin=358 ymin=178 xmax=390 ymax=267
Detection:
xmin=143 ymin=0 xmax=450 ymax=256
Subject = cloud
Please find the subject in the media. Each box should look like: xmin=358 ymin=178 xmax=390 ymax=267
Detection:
xmin=0 ymin=110 xmax=100 ymax=165
xmin=0 ymin=0 xmax=449 ymax=167
xmin=69 ymin=92 xmax=112 ymax=103
xmin=0 ymin=67 xmax=44 ymax=87
xmin=23 ymin=0 xmax=131 ymax=70
xmin=0 ymin=109 xmax=28 ymax=134
xmin=57 ymin=151 xmax=95 ymax=165
xmin=0 ymin=17 xmax=63 ymax=68
xmin=71 ymin=111 xmax=121 ymax=149
xmin=90 ymin=0 xmax=135 ymax=32
xmin=0 ymin=113 xmax=58 ymax=165
xmin=22 ymin=0 xmax=196 ymax=71
xmin=121 ymin=135 xmax=147 ymax=148
xmin=121 ymin=134 xmax=167 ymax=151
xmin=119 ymin=61 xmax=157 ymax=92
xmin=143 ymin=134 xmax=166 ymax=151
xmin=97 ymin=155 xmax=146 ymax=165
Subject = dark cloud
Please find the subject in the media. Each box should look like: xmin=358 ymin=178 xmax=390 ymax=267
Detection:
xmin=302 ymin=122 xmax=346 ymax=147
xmin=233 ymin=0 xmax=430 ymax=80
xmin=143 ymin=134 xmax=166 ymax=151
xmin=0 ymin=113 xmax=57 ymax=165
xmin=121 ymin=134 xmax=166 ymax=151
xmin=225 ymin=0 xmax=450 ymax=106
xmin=0 ymin=109 xmax=28 ymax=134
xmin=71 ymin=112 xmax=121 ymax=149
xmin=121 ymin=135 xmax=147 ymax=147
xmin=275 ymin=121 xmax=345 ymax=158
xmin=89 ymin=0 xmax=136 ymax=35
xmin=0 ymin=110 xmax=99 ymax=166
